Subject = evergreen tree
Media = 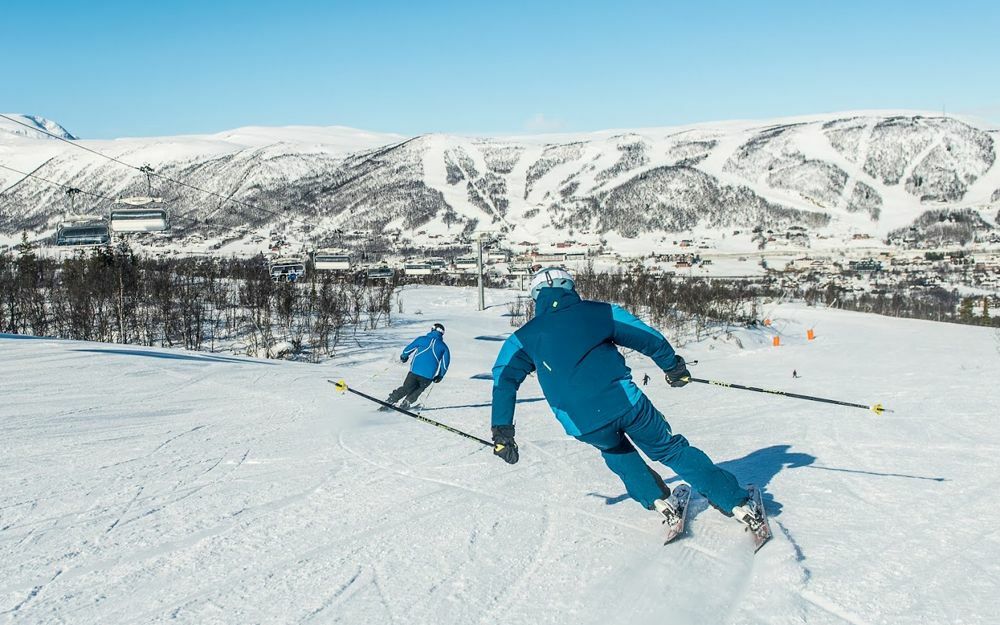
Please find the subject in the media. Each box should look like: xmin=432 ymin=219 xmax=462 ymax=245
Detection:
xmin=959 ymin=297 xmax=975 ymax=323
xmin=15 ymin=231 xmax=32 ymax=255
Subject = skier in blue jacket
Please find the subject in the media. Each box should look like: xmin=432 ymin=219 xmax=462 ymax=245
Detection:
xmin=385 ymin=323 xmax=450 ymax=410
xmin=490 ymin=268 xmax=758 ymax=526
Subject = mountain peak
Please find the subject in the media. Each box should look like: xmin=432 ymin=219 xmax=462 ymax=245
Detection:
xmin=0 ymin=114 xmax=77 ymax=140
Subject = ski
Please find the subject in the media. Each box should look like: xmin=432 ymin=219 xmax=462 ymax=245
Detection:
xmin=744 ymin=484 xmax=772 ymax=552
xmin=662 ymin=484 xmax=692 ymax=544
xmin=380 ymin=402 xmax=420 ymax=413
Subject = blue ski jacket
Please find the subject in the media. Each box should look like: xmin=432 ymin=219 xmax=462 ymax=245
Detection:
xmin=491 ymin=288 xmax=679 ymax=436
xmin=402 ymin=330 xmax=450 ymax=381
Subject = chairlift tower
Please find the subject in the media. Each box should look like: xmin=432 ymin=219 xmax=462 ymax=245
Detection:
xmin=476 ymin=231 xmax=498 ymax=311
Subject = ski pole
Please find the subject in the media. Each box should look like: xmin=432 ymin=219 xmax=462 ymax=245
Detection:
xmin=682 ymin=376 xmax=891 ymax=415
xmin=329 ymin=380 xmax=493 ymax=447
xmin=418 ymin=379 xmax=436 ymax=410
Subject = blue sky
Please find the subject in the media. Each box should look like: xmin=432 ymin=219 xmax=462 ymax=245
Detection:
xmin=4 ymin=0 xmax=999 ymax=138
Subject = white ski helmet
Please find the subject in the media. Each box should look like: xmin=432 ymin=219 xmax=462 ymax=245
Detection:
xmin=529 ymin=267 xmax=575 ymax=300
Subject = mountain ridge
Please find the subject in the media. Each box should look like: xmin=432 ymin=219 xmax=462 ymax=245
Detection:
xmin=2 ymin=111 xmax=998 ymax=250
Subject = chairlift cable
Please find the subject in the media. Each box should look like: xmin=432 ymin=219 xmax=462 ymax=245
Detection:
xmin=0 ymin=113 xmax=312 ymax=229
xmin=0 ymin=163 xmax=118 ymax=202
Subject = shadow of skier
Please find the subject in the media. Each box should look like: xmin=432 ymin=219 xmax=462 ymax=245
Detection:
xmin=714 ymin=444 xmax=816 ymax=517
xmin=589 ymin=444 xmax=815 ymax=517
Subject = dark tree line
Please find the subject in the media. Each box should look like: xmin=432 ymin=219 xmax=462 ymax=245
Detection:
xmin=800 ymin=281 xmax=980 ymax=324
xmin=564 ymin=262 xmax=997 ymax=341
xmin=0 ymin=240 xmax=397 ymax=361
xmin=4 ymin=243 xmax=991 ymax=363
xmin=573 ymin=263 xmax=774 ymax=342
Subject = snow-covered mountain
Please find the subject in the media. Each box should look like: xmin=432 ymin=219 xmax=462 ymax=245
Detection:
xmin=0 ymin=114 xmax=77 ymax=141
xmin=1 ymin=112 xmax=998 ymax=249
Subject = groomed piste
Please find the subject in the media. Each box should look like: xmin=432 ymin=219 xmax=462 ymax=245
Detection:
xmin=3 ymin=286 xmax=998 ymax=625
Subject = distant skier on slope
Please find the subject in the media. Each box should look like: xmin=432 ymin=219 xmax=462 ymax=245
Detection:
xmin=383 ymin=323 xmax=450 ymax=410
xmin=489 ymin=267 xmax=760 ymax=528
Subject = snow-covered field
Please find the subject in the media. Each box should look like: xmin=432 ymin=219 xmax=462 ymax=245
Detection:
xmin=3 ymin=286 xmax=999 ymax=624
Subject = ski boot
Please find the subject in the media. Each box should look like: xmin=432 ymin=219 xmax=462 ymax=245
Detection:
xmin=731 ymin=499 xmax=765 ymax=532
xmin=733 ymin=485 xmax=772 ymax=551
xmin=653 ymin=490 xmax=683 ymax=523
xmin=653 ymin=484 xmax=692 ymax=543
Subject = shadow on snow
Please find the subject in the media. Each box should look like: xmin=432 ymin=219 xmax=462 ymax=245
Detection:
xmin=72 ymin=348 xmax=278 ymax=366
xmin=590 ymin=444 xmax=815 ymax=517
xmin=593 ymin=442 xmax=946 ymax=517
xmin=474 ymin=335 xmax=509 ymax=342
xmin=715 ymin=444 xmax=816 ymax=516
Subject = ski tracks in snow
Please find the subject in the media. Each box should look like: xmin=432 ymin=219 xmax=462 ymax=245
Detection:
xmin=149 ymin=424 xmax=208 ymax=455
xmin=337 ymin=429 xmax=652 ymax=623
xmin=0 ymin=568 xmax=63 ymax=619
xmin=105 ymin=486 xmax=144 ymax=533
xmin=795 ymin=589 xmax=874 ymax=625
xmin=336 ymin=425 xmax=815 ymax=625
xmin=298 ymin=566 xmax=367 ymax=624
xmin=7 ymin=292 xmax=1000 ymax=623
xmin=475 ymin=509 xmax=556 ymax=625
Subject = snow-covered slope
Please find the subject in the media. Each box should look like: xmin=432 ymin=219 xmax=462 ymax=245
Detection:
xmin=1 ymin=112 xmax=998 ymax=248
xmin=3 ymin=286 xmax=999 ymax=624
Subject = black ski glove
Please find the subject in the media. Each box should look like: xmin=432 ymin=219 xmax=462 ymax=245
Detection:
xmin=491 ymin=425 xmax=519 ymax=464
xmin=664 ymin=355 xmax=691 ymax=388
xmin=432 ymin=375 xmax=443 ymax=383
xmin=400 ymin=354 xmax=409 ymax=363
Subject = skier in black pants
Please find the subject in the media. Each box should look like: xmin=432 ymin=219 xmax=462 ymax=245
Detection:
xmin=384 ymin=323 xmax=451 ymax=410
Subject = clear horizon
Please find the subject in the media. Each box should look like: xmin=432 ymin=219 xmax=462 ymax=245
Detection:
xmin=4 ymin=0 xmax=999 ymax=139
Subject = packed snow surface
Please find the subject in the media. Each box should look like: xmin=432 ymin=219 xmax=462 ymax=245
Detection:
xmin=2 ymin=286 xmax=999 ymax=624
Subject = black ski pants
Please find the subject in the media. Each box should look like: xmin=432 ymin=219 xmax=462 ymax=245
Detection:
xmin=387 ymin=372 xmax=433 ymax=405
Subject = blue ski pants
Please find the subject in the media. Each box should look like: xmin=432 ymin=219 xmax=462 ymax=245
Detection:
xmin=575 ymin=394 xmax=748 ymax=512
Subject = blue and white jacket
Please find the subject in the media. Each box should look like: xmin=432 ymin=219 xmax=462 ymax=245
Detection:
xmin=402 ymin=330 xmax=451 ymax=381
xmin=491 ymin=288 xmax=678 ymax=436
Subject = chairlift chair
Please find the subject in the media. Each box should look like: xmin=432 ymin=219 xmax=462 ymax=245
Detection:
xmin=313 ymin=249 xmax=352 ymax=271
xmin=109 ymin=196 xmax=170 ymax=233
xmin=403 ymin=262 xmax=433 ymax=276
xmin=56 ymin=215 xmax=111 ymax=247
xmin=269 ymin=256 xmax=307 ymax=282
xmin=366 ymin=266 xmax=394 ymax=280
